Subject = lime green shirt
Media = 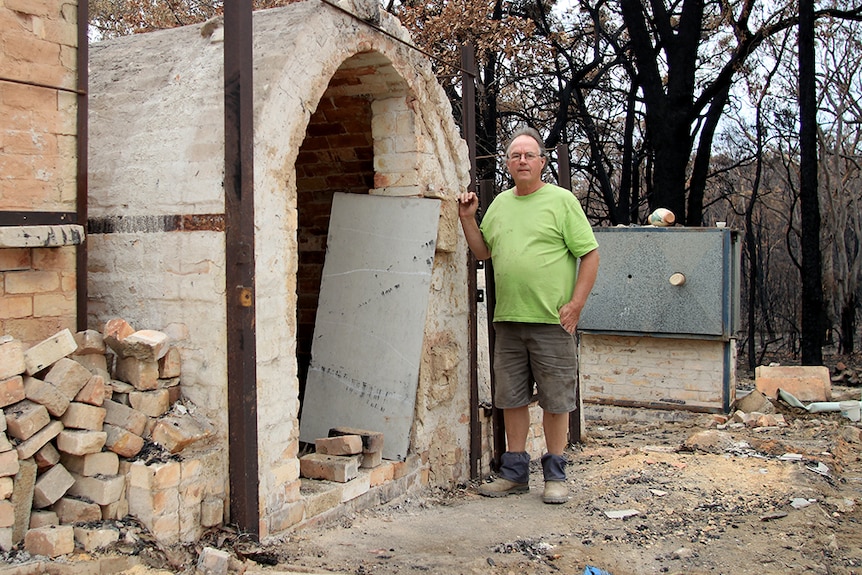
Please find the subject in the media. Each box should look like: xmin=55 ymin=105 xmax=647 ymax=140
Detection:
xmin=479 ymin=183 xmax=598 ymax=324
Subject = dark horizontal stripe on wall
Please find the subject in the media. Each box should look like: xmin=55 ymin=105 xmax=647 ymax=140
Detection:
xmin=88 ymin=214 xmax=226 ymax=234
xmin=0 ymin=212 xmax=78 ymax=226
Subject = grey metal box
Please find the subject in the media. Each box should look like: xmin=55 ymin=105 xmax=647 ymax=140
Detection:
xmin=579 ymin=227 xmax=741 ymax=339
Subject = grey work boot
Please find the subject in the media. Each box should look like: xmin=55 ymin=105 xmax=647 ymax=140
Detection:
xmin=541 ymin=453 xmax=569 ymax=504
xmin=479 ymin=451 xmax=530 ymax=497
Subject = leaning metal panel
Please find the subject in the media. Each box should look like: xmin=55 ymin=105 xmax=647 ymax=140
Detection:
xmin=579 ymin=227 xmax=741 ymax=339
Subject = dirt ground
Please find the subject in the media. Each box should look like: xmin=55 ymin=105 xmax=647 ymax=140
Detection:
xmin=261 ymin=402 xmax=862 ymax=575
xmin=8 ymin=360 xmax=862 ymax=575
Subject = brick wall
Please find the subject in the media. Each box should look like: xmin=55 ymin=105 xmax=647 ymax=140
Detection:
xmin=0 ymin=247 xmax=76 ymax=346
xmin=579 ymin=333 xmax=736 ymax=414
xmin=296 ymin=95 xmax=375 ymax=390
xmin=0 ymin=0 xmax=80 ymax=345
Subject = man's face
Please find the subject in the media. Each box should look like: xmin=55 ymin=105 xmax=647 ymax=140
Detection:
xmin=506 ymin=135 xmax=545 ymax=190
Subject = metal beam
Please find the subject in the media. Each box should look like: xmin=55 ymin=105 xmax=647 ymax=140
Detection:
xmin=224 ymin=0 xmax=259 ymax=537
xmin=76 ymin=0 xmax=89 ymax=332
xmin=460 ymin=45 xmax=480 ymax=479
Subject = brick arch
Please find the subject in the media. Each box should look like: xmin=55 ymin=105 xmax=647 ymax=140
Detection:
xmin=88 ymin=1 xmax=472 ymax=539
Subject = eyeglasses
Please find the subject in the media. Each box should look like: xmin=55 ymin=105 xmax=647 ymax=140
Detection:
xmin=506 ymin=152 xmax=544 ymax=162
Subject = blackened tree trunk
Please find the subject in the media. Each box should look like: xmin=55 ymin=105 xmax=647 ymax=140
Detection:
xmin=841 ymin=295 xmax=857 ymax=353
xmin=798 ymin=0 xmax=826 ymax=365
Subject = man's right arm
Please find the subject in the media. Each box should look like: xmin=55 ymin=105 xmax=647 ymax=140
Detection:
xmin=457 ymin=192 xmax=491 ymax=260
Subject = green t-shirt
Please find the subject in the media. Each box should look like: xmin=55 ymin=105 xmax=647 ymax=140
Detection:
xmin=479 ymin=183 xmax=598 ymax=324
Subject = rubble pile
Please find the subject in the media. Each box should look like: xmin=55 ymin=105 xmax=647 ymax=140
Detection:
xmin=0 ymin=319 xmax=224 ymax=560
xmin=831 ymin=361 xmax=862 ymax=385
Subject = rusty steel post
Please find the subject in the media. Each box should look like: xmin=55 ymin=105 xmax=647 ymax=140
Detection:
xmin=76 ymin=0 xmax=89 ymax=332
xmin=224 ymin=0 xmax=259 ymax=537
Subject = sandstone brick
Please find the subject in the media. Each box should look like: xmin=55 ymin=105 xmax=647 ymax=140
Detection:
xmin=29 ymin=510 xmax=58 ymax=529
xmin=114 ymin=356 xmax=160 ymax=390
xmin=340 ymin=470 xmax=371 ymax=502
xmin=43 ymin=357 xmax=92 ymax=400
xmin=129 ymin=388 xmax=170 ymax=417
xmin=59 ymin=402 xmax=106 ymax=431
xmin=315 ymin=434 xmax=362 ymax=456
xmin=126 ymin=486 xmax=155 ymax=527
xmin=103 ymin=317 xmax=134 ymax=355
xmin=158 ymin=346 xmax=182 ymax=378
xmin=0 ymin=499 xmax=13 ymax=528
xmin=0 ymin=527 xmax=10 ymax=552
xmin=103 ymin=423 xmax=144 ymax=458
xmin=299 ymin=453 xmax=359 ymax=483
xmin=110 ymin=378 xmax=134 ymax=396
xmin=34 ymin=442 xmax=60 ymax=471
xmin=56 ymin=429 xmax=107 ymax=456
xmin=60 ymin=451 xmax=119 ymax=477
xmin=0 ymin=249 xmax=29 ymax=271
xmin=0 ymin=432 xmax=10 ymax=453
xmin=16 ymin=420 xmax=63 ymax=460
xmin=33 ymin=292 xmax=75 ymax=317
xmin=0 ymin=477 xmax=12 ymax=499
xmin=0 ymin=450 xmax=19 ymax=478
xmin=0 ymin=376 xmax=26 ymax=409
xmin=68 ymin=472 xmax=124 ymax=506
xmin=101 ymin=492 xmax=129 ymax=520
xmin=52 ymin=496 xmax=101 ymax=524
xmin=0 ymin=295 xmax=33 ymax=321
xmin=329 ymin=426 xmax=384 ymax=453
xmin=197 ymin=546 xmax=230 ymax=575
xmin=128 ymin=460 xmax=181 ymax=490
xmin=755 ymin=365 xmax=832 ymax=402
xmin=73 ymin=330 xmax=106 ymax=355
xmin=735 ymin=388 xmax=775 ymax=414
xmin=167 ymin=380 xmax=182 ymax=404
xmin=24 ymin=524 xmax=75 ymax=557
xmin=73 ymin=374 xmax=107 ymax=406
xmin=73 ymin=524 xmax=120 ymax=551
xmin=369 ymin=461 xmax=394 ymax=486
xmin=0 ymin=339 xmax=26 ymax=381
xmin=23 ymin=328 xmax=77 ymax=375
xmin=200 ymin=497 xmax=223 ymax=527
xmin=151 ymin=414 xmax=211 ymax=453
xmin=24 ymin=375 xmax=70 ymax=417
xmin=116 ymin=329 xmax=170 ymax=361
xmin=361 ymin=449 xmax=383 ymax=469
xmin=5 ymin=399 xmax=51 ymax=440
xmin=300 ymin=478 xmax=342 ymax=518
xmin=11 ymin=458 xmax=36 ymax=544
xmin=33 ymin=464 xmax=74 ymax=508
xmin=71 ymin=353 xmax=109 ymax=374
xmin=102 ymin=398 xmax=148 ymax=435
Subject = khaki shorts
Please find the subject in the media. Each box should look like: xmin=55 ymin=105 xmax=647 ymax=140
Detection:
xmin=492 ymin=322 xmax=578 ymax=413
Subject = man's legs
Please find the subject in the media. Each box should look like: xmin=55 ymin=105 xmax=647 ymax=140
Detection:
xmin=529 ymin=325 xmax=577 ymax=505
xmin=542 ymin=410 xmax=568 ymax=455
xmin=479 ymin=324 xmax=533 ymax=497
xmin=504 ymin=405 xmax=531 ymax=452
xmin=478 ymin=406 xmax=531 ymax=497
xmin=541 ymin=410 xmax=570 ymax=503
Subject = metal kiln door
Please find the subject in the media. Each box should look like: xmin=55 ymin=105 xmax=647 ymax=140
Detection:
xmin=298 ymin=192 xmax=440 ymax=461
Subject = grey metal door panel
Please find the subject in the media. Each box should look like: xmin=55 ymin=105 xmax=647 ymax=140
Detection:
xmin=578 ymin=228 xmax=739 ymax=338
xmin=298 ymin=193 xmax=441 ymax=461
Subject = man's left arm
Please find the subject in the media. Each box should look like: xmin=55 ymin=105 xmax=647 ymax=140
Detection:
xmin=559 ymin=248 xmax=599 ymax=334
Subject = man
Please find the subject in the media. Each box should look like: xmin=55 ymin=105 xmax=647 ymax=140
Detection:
xmin=458 ymin=127 xmax=599 ymax=504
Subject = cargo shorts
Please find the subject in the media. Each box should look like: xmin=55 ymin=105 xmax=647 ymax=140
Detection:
xmin=492 ymin=322 xmax=578 ymax=413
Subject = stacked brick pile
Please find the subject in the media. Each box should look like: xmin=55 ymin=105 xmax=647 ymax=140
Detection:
xmin=299 ymin=427 xmax=402 ymax=510
xmin=300 ymin=426 xmax=385 ymax=483
xmin=0 ymin=319 xmax=224 ymax=558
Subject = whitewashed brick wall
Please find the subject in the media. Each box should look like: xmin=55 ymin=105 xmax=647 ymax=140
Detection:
xmin=579 ymin=333 xmax=736 ymax=413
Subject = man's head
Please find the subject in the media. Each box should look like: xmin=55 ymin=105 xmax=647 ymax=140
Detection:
xmin=504 ymin=127 xmax=547 ymax=194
